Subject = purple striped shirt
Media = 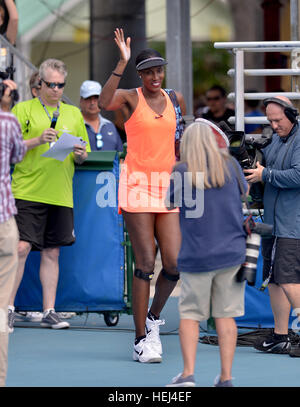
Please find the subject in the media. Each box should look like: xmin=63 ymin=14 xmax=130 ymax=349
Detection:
xmin=0 ymin=110 xmax=26 ymax=223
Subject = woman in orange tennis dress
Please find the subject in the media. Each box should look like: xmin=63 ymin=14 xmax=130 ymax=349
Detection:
xmin=99 ymin=28 xmax=186 ymax=363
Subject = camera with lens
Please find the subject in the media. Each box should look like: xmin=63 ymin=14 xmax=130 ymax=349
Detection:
xmin=0 ymin=69 xmax=19 ymax=103
xmin=0 ymin=43 xmax=18 ymax=102
xmin=236 ymin=217 xmax=273 ymax=286
xmin=215 ymin=122 xmax=274 ymax=285
xmin=218 ymin=120 xmax=274 ymax=170
xmin=218 ymin=121 xmax=273 ymax=208
xmin=224 ymin=124 xmax=273 ymax=170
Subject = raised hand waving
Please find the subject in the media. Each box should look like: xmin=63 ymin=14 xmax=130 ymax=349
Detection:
xmin=114 ymin=28 xmax=131 ymax=63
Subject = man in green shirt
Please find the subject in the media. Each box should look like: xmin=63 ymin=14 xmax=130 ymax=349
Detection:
xmin=8 ymin=58 xmax=91 ymax=332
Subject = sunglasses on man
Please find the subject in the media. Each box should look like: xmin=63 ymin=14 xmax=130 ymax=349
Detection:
xmin=41 ymin=79 xmax=66 ymax=89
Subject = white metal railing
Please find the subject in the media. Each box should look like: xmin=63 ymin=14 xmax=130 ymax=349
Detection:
xmin=214 ymin=41 xmax=300 ymax=51
xmin=214 ymin=41 xmax=300 ymax=133
xmin=228 ymin=92 xmax=300 ymax=100
xmin=228 ymin=68 xmax=300 ymax=76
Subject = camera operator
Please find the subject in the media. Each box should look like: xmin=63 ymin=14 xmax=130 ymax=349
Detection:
xmin=244 ymin=95 xmax=300 ymax=357
xmin=0 ymin=79 xmax=26 ymax=386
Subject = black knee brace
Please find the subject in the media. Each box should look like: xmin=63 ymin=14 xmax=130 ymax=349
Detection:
xmin=134 ymin=268 xmax=154 ymax=281
xmin=161 ymin=268 xmax=180 ymax=282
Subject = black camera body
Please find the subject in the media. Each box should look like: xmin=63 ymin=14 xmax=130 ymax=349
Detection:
xmin=221 ymin=123 xmax=273 ymax=170
xmin=218 ymin=121 xmax=273 ymax=208
xmin=0 ymin=68 xmax=19 ymax=102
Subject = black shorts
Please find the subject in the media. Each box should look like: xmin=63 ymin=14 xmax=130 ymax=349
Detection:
xmin=15 ymin=199 xmax=76 ymax=251
xmin=262 ymin=236 xmax=300 ymax=284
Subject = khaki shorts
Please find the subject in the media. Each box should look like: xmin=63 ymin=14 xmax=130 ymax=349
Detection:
xmin=179 ymin=265 xmax=245 ymax=321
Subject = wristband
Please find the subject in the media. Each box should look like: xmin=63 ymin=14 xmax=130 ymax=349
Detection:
xmin=112 ymin=71 xmax=122 ymax=78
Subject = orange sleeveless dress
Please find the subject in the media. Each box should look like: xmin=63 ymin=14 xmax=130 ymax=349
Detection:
xmin=119 ymin=87 xmax=179 ymax=213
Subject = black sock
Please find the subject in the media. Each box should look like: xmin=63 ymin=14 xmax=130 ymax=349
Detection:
xmin=135 ymin=335 xmax=146 ymax=345
xmin=273 ymin=332 xmax=288 ymax=340
xmin=148 ymin=310 xmax=159 ymax=321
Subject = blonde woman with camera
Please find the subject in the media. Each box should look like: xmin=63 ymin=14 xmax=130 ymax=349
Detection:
xmin=166 ymin=120 xmax=248 ymax=387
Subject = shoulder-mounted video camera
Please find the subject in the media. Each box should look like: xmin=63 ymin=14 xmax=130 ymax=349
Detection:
xmin=217 ymin=121 xmax=274 ymax=208
xmin=217 ymin=120 xmax=273 ymax=170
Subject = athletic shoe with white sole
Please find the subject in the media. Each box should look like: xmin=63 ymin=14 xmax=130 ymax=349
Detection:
xmin=253 ymin=331 xmax=291 ymax=354
xmin=166 ymin=373 xmax=196 ymax=387
xmin=41 ymin=310 xmax=70 ymax=329
xmin=145 ymin=315 xmax=165 ymax=355
xmin=133 ymin=337 xmax=162 ymax=363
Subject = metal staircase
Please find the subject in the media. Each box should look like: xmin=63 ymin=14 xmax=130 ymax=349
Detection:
xmin=214 ymin=41 xmax=300 ymax=136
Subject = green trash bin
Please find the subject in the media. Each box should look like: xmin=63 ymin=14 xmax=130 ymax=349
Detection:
xmin=76 ymin=150 xmax=134 ymax=324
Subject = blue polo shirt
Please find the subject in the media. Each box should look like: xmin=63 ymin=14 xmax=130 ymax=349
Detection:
xmin=85 ymin=115 xmax=123 ymax=151
xmin=167 ymin=159 xmax=247 ymax=273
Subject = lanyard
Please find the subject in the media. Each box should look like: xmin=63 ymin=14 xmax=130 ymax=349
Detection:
xmin=38 ymin=97 xmax=60 ymax=123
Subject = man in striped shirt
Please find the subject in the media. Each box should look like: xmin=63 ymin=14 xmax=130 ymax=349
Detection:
xmin=0 ymin=79 xmax=26 ymax=387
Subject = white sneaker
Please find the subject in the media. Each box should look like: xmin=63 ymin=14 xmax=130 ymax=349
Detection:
xmin=25 ymin=312 xmax=44 ymax=322
xmin=40 ymin=310 xmax=70 ymax=329
xmin=145 ymin=316 xmax=165 ymax=355
xmin=133 ymin=338 xmax=162 ymax=363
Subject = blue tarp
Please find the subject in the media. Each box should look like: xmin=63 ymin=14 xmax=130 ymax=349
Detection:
xmin=15 ymin=155 xmax=126 ymax=312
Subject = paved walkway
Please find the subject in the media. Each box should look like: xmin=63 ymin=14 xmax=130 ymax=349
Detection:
xmin=5 ymin=251 xmax=299 ymax=398
xmin=6 ymin=296 xmax=300 ymax=391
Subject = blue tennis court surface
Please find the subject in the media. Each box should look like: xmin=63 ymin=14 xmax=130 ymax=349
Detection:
xmin=5 ymin=296 xmax=300 ymax=393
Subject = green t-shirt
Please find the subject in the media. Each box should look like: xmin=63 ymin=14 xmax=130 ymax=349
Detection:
xmin=11 ymin=98 xmax=91 ymax=208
